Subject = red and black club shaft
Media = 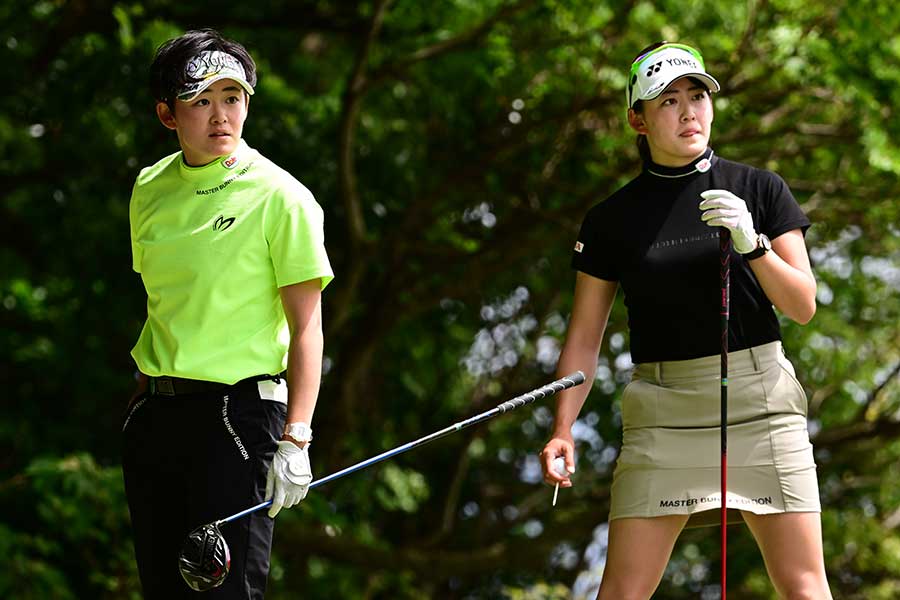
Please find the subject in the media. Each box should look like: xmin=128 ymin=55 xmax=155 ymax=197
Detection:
xmin=719 ymin=227 xmax=731 ymax=598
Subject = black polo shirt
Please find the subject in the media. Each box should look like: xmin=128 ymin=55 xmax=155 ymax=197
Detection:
xmin=572 ymin=148 xmax=810 ymax=363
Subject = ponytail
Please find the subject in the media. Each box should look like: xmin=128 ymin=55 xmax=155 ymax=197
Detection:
xmin=636 ymin=134 xmax=652 ymax=163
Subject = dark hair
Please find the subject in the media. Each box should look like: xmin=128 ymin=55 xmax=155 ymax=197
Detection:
xmin=630 ymin=76 xmax=710 ymax=164
xmin=630 ymin=99 xmax=653 ymax=163
xmin=631 ymin=41 xmax=668 ymax=64
xmin=150 ymin=29 xmax=257 ymax=109
xmin=628 ymin=42 xmax=668 ymax=163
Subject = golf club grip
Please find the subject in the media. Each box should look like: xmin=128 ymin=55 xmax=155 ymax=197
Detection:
xmin=495 ymin=371 xmax=585 ymax=413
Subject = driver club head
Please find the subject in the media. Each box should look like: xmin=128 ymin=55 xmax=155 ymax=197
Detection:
xmin=178 ymin=523 xmax=231 ymax=591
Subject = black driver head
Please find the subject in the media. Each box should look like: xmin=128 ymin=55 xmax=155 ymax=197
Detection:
xmin=178 ymin=523 xmax=231 ymax=591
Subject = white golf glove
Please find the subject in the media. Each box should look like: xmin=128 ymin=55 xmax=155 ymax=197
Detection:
xmin=265 ymin=441 xmax=313 ymax=518
xmin=699 ymin=189 xmax=758 ymax=254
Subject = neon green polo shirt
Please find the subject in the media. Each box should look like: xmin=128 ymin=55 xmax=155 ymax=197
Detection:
xmin=129 ymin=140 xmax=334 ymax=384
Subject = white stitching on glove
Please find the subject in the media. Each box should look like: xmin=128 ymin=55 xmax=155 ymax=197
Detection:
xmin=699 ymin=189 xmax=758 ymax=254
xmin=265 ymin=440 xmax=313 ymax=518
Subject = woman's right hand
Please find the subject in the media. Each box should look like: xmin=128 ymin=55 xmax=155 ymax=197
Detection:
xmin=540 ymin=435 xmax=576 ymax=488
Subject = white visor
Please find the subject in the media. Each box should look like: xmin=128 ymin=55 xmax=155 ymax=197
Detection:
xmin=627 ymin=45 xmax=720 ymax=108
xmin=177 ymin=50 xmax=255 ymax=102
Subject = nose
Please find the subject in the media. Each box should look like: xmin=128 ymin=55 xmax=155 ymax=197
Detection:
xmin=210 ymin=103 xmax=228 ymax=124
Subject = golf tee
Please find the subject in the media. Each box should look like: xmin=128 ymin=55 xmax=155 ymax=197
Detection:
xmin=551 ymin=457 xmax=567 ymax=507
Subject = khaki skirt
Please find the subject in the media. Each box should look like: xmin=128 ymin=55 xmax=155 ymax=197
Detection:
xmin=610 ymin=341 xmax=820 ymax=527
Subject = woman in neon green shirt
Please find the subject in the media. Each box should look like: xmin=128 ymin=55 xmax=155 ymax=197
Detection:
xmin=122 ymin=28 xmax=333 ymax=600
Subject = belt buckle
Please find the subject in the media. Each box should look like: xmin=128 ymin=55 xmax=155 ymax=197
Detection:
xmin=154 ymin=377 xmax=176 ymax=396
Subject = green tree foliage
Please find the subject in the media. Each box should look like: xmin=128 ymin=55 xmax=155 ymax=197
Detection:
xmin=2 ymin=0 xmax=898 ymax=598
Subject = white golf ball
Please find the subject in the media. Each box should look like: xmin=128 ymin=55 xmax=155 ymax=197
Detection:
xmin=552 ymin=457 xmax=568 ymax=477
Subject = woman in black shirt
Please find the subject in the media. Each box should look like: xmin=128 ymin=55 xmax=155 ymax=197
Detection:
xmin=540 ymin=42 xmax=832 ymax=599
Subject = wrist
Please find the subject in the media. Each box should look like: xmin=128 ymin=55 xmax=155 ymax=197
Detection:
xmin=283 ymin=421 xmax=313 ymax=446
xmin=744 ymin=232 xmax=771 ymax=260
xmin=550 ymin=428 xmax=574 ymax=441
xmin=281 ymin=434 xmax=309 ymax=449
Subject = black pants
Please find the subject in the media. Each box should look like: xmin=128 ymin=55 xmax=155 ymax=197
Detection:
xmin=122 ymin=377 xmax=286 ymax=599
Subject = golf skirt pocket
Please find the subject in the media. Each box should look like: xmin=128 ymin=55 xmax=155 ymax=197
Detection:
xmin=610 ymin=341 xmax=821 ymax=526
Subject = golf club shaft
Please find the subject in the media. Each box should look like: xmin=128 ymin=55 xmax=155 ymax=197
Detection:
xmin=216 ymin=371 xmax=586 ymax=526
xmin=720 ymin=228 xmax=731 ymax=598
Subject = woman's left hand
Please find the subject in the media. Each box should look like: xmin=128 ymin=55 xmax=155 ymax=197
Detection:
xmin=699 ymin=189 xmax=758 ymax=254
xmin=265 ymin=440 xmax=313 ymax=517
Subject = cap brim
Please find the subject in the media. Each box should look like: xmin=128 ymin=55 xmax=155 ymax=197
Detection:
xmin=641 ymin=72 xmax=721 ymax=102
xmin=177 ymin=75 xmax=255 ymax=102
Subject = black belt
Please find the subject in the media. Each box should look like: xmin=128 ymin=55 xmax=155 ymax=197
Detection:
xmin=147 ymin=372 xmax=285 ymax=397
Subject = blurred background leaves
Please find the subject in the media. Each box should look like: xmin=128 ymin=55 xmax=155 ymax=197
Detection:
xmin=2 ymin=0 xmax=898 ymax=598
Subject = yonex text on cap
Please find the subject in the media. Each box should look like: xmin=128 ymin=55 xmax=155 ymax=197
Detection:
xmin=626 ymin=43 xmax=720 ymax=109
xmin=177 ymin=51 xmax=255 ymax=102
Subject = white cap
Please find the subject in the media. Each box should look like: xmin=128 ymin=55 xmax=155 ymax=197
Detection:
xmin=627 ymin=43 xmax=720 ymax=109
xmin=177 ymin=50 xmax=255 ymax=102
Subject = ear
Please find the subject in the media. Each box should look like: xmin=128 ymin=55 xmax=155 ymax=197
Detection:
xmin=156 ymin=102 xmax=178 ymax=131
xmin=627 ymin=108 xmax=648 ymax=134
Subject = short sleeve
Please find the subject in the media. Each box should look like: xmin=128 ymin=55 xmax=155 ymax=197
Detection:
xmin=758 ymin=171 xmax=811 ymax=239
xmin=129 ymin=183 xmax=142 ymax=273
xmin=267 ymin=184 xmax=334 ymax=290
xmin=571 ymin=203 xmax=619 ymax=281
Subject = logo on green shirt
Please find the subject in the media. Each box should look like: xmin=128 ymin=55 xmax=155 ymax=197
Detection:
xmin=213 ymin=215 xmax=236 ymax=231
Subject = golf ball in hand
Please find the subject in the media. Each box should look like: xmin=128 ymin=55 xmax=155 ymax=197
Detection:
xmin=552 ymin=457 xmax=568 ymax=477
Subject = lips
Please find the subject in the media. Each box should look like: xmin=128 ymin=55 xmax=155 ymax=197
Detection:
xmin=680 ymin=129 xmax=701 ymax=137
xmin=209 ymin=132 xmax=231 ymax=137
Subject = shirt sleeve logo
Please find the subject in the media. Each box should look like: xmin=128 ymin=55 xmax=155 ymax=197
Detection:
xmin=574 ymin=241 xmax=584 ymax=253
